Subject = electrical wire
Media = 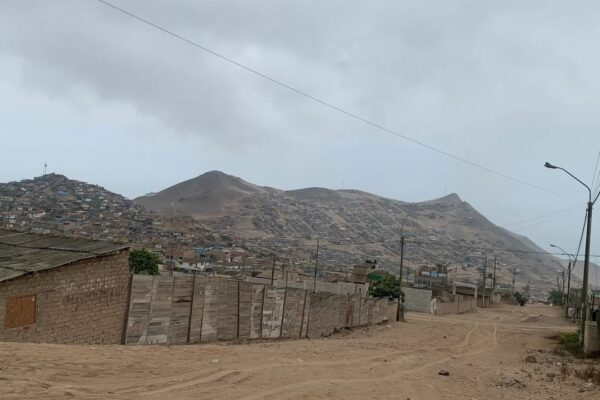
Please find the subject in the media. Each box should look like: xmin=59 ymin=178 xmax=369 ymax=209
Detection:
xmin=591 ymin=150 xmax=600 ymax=194
xmin=96 ymin=0 xmax=565 ymax=198
xmin=499 ymin=204 xmax=583 ymax=228
xmin=509 ymin=207 xmax=582 ymax=233
xmin=232 ymin=234 xmax=600 ymax=258
xmin=571 ymin=211 xmax=588 ymax=270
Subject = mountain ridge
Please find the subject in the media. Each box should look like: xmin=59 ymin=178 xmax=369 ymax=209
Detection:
xmin=133 ymin=170 xmax=564 ymax=296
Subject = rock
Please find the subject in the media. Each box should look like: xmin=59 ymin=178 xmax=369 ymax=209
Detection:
xmin=497 ymin=378 xmax=526 ymax=388
xmin=438 ymin=370 xmax=450 ymax=376
xmin=524 ymin=355 xmax=537 ymax=363
xmin=210 ymin=359 xmax=220 ymax=364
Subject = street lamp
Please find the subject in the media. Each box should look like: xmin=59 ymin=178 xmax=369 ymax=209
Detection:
xmin=550 ymin=243 xmax=575 ymax=318
xmin=545 ymin=161 xmax=600 ymax=350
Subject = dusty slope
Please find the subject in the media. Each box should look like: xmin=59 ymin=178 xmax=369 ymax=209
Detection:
xmin=1 ymin=305 xmax=594 ymax=400
xmin=134 ymin=171 xmax=564 ymax=294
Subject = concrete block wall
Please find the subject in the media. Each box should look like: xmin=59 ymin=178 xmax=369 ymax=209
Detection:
xmin=126 ymin=275 xmax=392 ymax=345
xmin=436 ymin=295 xmax=476 ymax=315
xmin=0 ymin=250 xmax=130 ymax=344
xmin=404 ymin=287 xmax=432 ymax=313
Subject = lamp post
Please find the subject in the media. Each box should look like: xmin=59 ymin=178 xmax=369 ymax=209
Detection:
xmin=550 ymin=243 xmax=574 ymax=319
xmin=545 ymin=161 xmax=600 ymax=349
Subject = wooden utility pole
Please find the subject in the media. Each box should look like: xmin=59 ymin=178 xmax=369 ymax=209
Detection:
xmin=170 ymin=243 xmax=175 ymax=277
xmin=482 ymin=256 xmax=488 ymax=308
xmin=397 ymin=234 xmax=405 ymax=321
xmin=270 ymin=256 xmax=276 ymax=285
xmin=313 ymin=238 xmax=320 ymax=293
xmin=492 ymin=256 xmax=497 ymax=290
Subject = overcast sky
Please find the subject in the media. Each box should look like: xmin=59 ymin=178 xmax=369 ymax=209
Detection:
xmin=1 ymin=1 xmax=600 ymax=276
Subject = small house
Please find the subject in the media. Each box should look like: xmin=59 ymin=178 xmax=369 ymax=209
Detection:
xmin=0 ymin=229 xmax=130 ymax=344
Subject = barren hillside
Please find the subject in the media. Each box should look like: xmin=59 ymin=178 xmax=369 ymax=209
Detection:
xmin=135 ymin=171 xmax=564 ymax=296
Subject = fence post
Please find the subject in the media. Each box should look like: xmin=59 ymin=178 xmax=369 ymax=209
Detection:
xmin=300 ymin=289 xmax=308 ymax=338
xmin=198 ymin=279 xmax=206 ymax=343
xmin=237 ymin=280 xmax=241 ymax=339
xmin=358 ymin=288 xmax=362 ymax=325
xmin=280 ymin=286 xmax=288 ymax=338
xmin=186 ymin=274 xmax=197 ymax=343
xmin=260 ymin=285 xmax=266 ymax=339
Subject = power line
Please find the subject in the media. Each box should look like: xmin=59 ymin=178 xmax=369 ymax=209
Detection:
xmin=95 ymin=0 xmax=565 ymax=198
xmin=232 ymin=234 xmax=600 ymax=258
xmin=591 ymin=150 xmax=600 ymax=193
xmin=572 ymin=211 xmax=588 ymax=268
xmin=510 ymin=207 xmax=582 ymax=233
xmin=499 ymin=204 xmax=582 ymax=228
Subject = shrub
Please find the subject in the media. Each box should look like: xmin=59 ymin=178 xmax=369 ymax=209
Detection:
xmin=368 ymin=273 xmax=402 ymax=300
xmin=129 ymin=249 xmax=160 ymax=275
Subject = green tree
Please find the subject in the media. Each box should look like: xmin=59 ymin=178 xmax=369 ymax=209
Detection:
xmin=129 ymin=249 xmax=160 ymax=275
xmin=368 ymin=273 xmax=402 ymax=300
xmin=513 ymin=291 xmax=529 ymax=306
xmin=547 ymin=289 xmax=563 ymax=305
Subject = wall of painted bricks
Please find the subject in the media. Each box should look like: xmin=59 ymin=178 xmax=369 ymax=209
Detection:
xmin=0 ymin=250 xmax=130 ymax=344
xmin=125 ymin=275 xmax=394 ymax=345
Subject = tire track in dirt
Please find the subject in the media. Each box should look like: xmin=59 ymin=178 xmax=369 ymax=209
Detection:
xmin=28 ymin=323 xmax=477 ymax=398
xmin=132 ymin=323 xmax=484 ymax=398
xmin=235 ymin=322 xmax=490 ymax=400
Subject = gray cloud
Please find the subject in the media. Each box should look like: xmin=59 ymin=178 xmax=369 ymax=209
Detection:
xmin=2 ymin=0 xmax=600 ymax=264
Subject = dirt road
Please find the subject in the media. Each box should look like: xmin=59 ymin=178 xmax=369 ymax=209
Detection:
xmin=0 ymin=304 xmax=595 ymax=399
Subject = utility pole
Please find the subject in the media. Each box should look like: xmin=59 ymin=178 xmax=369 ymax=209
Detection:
xmin=581 ymin=202 xmax=592 ymax=346
xmin=566 ymin=261 xmax=572 ymax=319
xmin=397 ymin=234 xmax=405 ymax=321
xmin=313 ymin=238 xmax=320 ymax=293
xmin=556 ymin=276 xmax=561 ymax=292
xmin=169 ymin=243 xmax=175 ymax=277
xmin=270 ymin=256 xmax=276 ymax=286
xmin=551 ymin=244 xmax=574 ymax=319
xmin=544 ymin=161 xmax=598 ymax=351
xmin=511 ymin=272 xmax=515 ymax=293
xmin=562 ymin=269 xmax=565 ymax=301
xmin=482 ymin=256 xmax=488 ymax=308
xmin=492 ymin=256 xmax=497 ymax=290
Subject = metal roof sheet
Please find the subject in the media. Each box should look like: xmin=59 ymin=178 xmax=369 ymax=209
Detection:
xmin=0 ymin=229 xmax=129 ymax=282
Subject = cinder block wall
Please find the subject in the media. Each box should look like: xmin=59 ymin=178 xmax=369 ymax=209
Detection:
xmin=403 ymin=287 xmax=432 ymax=313
xmin=0 ymin=250 xmax=130 ymax=344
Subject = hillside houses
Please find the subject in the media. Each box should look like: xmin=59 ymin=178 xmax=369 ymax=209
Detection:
xmin=0 ymin=174 xmax=201 ymax=246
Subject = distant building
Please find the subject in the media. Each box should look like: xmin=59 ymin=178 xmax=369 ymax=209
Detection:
xmin=414 ymin=264 xmax=449 ymax=289
xmin=352 ymin=260 xmax=377 ymax=284
xmin=0 ymin=229 xmax=130 ymax=344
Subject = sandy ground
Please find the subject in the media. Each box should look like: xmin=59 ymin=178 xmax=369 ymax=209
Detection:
xmin=0 ymin=304 xmax=597 ymax=399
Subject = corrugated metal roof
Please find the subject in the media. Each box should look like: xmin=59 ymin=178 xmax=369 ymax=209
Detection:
xmin=0 ymin=229 xmax=129 ymax=282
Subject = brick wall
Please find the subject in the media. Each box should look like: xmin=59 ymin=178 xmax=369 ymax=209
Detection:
xmin=125 ymin=275 xmax=393 ymax=345
xmin=0 ymin=250 xmax=130 ymax=344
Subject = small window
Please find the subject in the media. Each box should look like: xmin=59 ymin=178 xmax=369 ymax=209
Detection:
xmin=4 ymin=295 xmax=36 ymax=329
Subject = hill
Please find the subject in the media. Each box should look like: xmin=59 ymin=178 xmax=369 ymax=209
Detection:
xmin=135 ymin=171 xmax=565 ymax=296
xmin=0 ymin=173 xmax=208 ymax=245
xmin=135 ymin=170 xmax=269 ymax=218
